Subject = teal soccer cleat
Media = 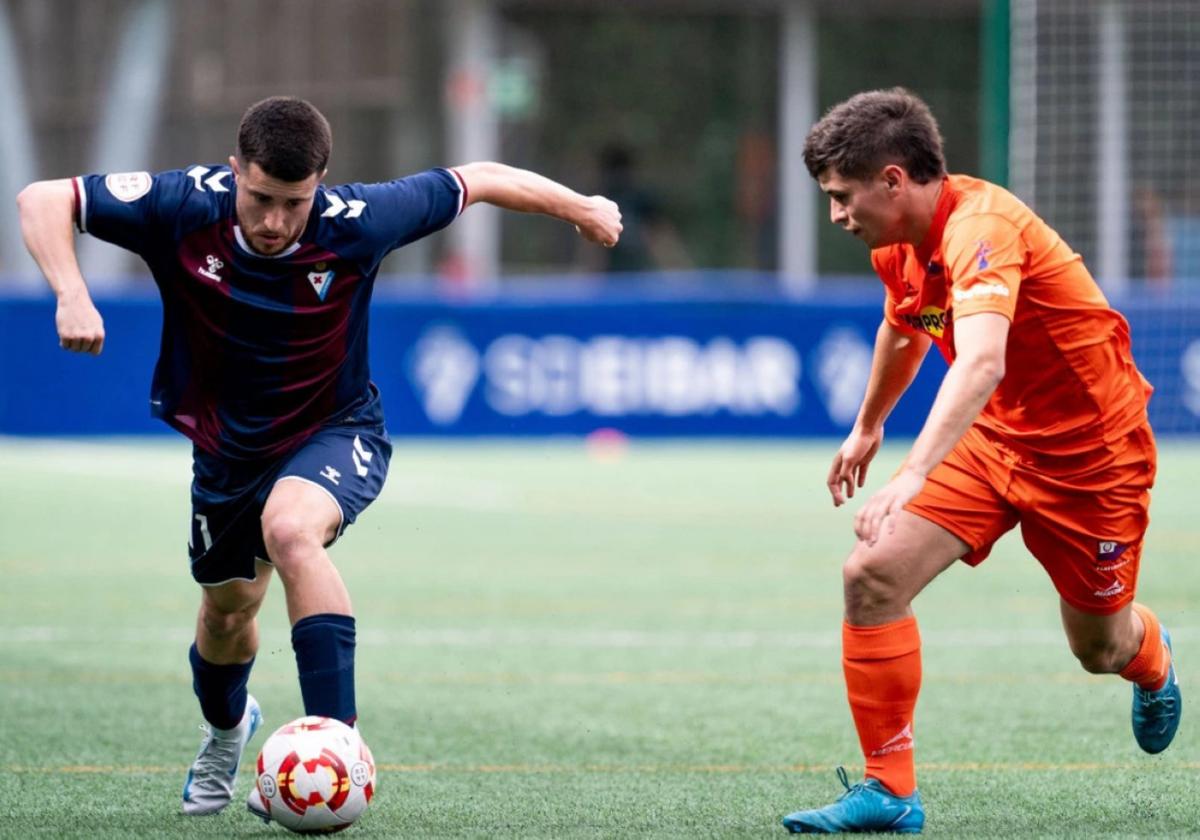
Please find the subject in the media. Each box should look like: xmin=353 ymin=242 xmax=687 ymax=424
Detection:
xmin=1132 ymin=627 xmax=1182 ymax=754
xmin=782 ymin=767 xmax=924 ymax=834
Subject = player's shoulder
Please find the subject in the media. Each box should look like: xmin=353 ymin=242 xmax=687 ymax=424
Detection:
xmin=310 ymin=169 xmax=464 ymax=248
xmin=80 ymin=164 xmax=230 ymax=233
xmin=944 ymin=175 xmax=1031 ymax=239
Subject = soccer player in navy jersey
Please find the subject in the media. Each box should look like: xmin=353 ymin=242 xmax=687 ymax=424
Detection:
xmin=17 ymin=96 xmax=622 ymax=820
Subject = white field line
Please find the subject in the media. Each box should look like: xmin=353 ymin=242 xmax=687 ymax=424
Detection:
xmin=3 ymin=625 xmax=1199 ymax=649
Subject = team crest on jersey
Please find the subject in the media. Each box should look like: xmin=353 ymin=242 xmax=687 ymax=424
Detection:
xmin=308 ymin=269 xmax=335 ymax=300
xmin=104 ymin=171 xmax=152 ymax=202
xmin=974 ymin=240 xmax=992 ymax=270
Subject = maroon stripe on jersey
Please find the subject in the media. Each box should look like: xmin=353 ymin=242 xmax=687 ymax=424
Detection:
xmin=265 ymin=242 xmax=358 ymax=452
xmin=173 ymin=221 xmax=238 ymax=455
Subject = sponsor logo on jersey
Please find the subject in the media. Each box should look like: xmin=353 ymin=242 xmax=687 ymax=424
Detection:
xmin=1095 ymin=540 xmax=1130 ymax=571
xmin=901 ymin=305 xmax=949 ymax=339
xmin=104 ymin=171 xmax=152 ymax=202
xmin=974 ymin=239 xmax=992 ymax=270
xmin=1092 ymin=580 xmax=1126 ymax=599
xmin=308 ymin=269 xmax=335 ymax=300
xmin=952 ymin=283 xmax=1010 ymax=303
xmin=198 ymin=254 xmax=224 ymax=282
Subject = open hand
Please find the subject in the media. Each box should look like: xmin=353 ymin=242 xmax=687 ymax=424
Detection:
xmin=853 ymin=467 xmax=926 ymax=546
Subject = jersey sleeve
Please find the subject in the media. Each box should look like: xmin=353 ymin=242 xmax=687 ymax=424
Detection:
xmin=73 ymin=169 xmax=199 ymax=256
xmin=317 ymin=168 xmax=465 ymax=265
xmin=942 ymin=214 xmax=1026 ymax=321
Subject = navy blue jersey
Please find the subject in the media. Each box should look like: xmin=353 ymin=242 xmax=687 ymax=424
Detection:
xmin=74 ymin=165 xmax=464 ymax=459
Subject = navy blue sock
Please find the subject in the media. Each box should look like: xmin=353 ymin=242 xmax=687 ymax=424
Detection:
xmin=189 ymin=643 xmax=253 ymax=731
xmin=291 ymin=613 xmax=357 ymax=725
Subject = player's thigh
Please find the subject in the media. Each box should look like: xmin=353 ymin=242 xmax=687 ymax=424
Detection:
xmin=190 ymin=455 xmax=277 ymax=586
xmin=266 ymin=423 xmax=393 ymax=549
xmin=903 ymin=425 xmax=1020 ymax=568
xmin=845 ymin=509 xmax=972 ymax=604
xmin=1018 ymin=470 xmax=1151 ymax=616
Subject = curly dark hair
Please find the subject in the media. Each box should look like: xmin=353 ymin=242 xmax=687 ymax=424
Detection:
xmin=803 ymin=87 xmax=946 ymax=184
xmin=236 ymin=96 xmax=332 ymax=182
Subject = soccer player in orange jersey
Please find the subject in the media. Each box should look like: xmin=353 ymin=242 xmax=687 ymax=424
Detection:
xmin=781 ymin=88 xmax=1181 ymax=835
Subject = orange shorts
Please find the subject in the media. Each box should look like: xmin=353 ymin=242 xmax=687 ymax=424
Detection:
xmin=906 ymin=422 xmax=1157 ymax=615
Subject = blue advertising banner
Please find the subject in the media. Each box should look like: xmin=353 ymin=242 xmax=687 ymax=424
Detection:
xmin=2 ymin=292 xmax=1197 ymax=438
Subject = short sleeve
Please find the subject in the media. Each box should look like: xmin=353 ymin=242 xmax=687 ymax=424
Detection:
xmin=75 ymin=169 xmax=196 ymax=256
xmin=317 ymin=168 xmax=464 ymax=264
xmin=943 ymin=214 xmax=1026 ymax=321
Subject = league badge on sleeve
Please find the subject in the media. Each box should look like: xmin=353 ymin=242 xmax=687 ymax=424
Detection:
xmin=307 ymin=264 xmax=336 ymax=301
xmin=104 ymin=171 xmax=152 ymax=202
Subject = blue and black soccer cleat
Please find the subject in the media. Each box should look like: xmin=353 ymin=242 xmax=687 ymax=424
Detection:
xmin=782 ymin=766 xmax=925 ymax=834
xmin=1132 ymin=626 xmax=1182 ymax=754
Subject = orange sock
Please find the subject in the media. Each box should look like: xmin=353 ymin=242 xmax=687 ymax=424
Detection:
xmin=1120 ymin=603 xmax=1171 ymax=691
xmin=842 ymin=616 xmax=921 ymax=797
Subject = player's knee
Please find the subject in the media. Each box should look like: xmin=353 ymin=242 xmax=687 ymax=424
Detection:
xmin=843 ymin=550 xmax=905 ymax=616
xmin=261 ymin=511 xmax=323 ymax=569
xmin=200 ymin=600 xmax=257 ymax=642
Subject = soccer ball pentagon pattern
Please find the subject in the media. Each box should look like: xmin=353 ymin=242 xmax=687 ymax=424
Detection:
xmin=255 ymin=716 xmax=376 ymax=834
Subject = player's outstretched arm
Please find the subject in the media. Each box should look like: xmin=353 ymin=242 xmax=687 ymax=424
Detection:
xmin=828 ymin=320 xmax=930 ymax=506
xmin=16 ymin=179 xmax=105 ymax=355
xmin=453 ymin=162 xmax=622 ymax=248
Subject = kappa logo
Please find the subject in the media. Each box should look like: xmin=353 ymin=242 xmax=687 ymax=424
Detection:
xmin=871 ymin=723 xmax=914 ymax=757
xmin=198 ymin=254 xmax=224 ymax=282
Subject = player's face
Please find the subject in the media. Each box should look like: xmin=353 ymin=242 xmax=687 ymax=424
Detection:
xmin=818 ymin=168 xmax=906 ymax=249
xmin=231 ymin=157 xmax=323 ymax=255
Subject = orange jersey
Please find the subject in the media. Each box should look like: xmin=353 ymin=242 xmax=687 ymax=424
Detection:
xmin=872 ymin=175 xmax=1152 ymax=454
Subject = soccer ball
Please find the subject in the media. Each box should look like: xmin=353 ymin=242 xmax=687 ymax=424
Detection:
xmin=255 ymin=716 xmax=376 ymax=834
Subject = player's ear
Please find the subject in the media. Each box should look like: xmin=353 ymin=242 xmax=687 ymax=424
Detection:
xmin=229 ymin=156 xmax=241 ymax=178
xmin=881 ymin=164 xmax=905 ymax=194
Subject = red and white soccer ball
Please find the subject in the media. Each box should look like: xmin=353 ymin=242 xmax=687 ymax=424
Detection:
xmin=255 ymin=716 xmax=376 ymax=834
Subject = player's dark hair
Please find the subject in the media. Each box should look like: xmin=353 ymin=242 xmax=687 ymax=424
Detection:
xmin=803 ymin=87 xmax=946 ymax=184
xmin=236 ymin=97 xmax=332 ymax=182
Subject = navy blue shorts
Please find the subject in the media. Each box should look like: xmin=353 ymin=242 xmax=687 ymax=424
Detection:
xmin=188 ymin=402 xmax=392 ymax=586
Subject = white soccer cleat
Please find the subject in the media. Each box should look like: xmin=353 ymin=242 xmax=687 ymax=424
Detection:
xmin=181 ymin=695 xmax=263 ymax=815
